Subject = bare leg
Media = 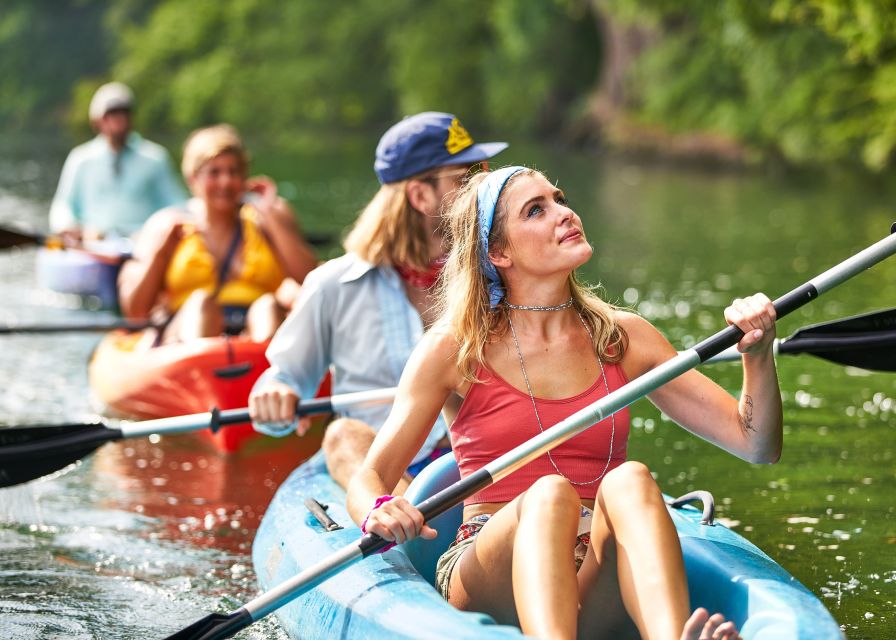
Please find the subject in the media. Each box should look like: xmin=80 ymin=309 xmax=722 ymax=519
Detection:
xmin=245 ymin=292 xmax=285 ymax=342
xmin=513 ymin=475 xmax=581 ymax=639
xmin=163 ymin=290 xmax=223 ymax=344
xmin=575 ymin=462 xmax=689 ymax=639
xmin=577 ymin=462 xmax=740 ymax=640
xmin=322 ymin=418 xmax=410 ymax=493
xmin=274 ymin=277 xmax=302 ymax=309
xmin=447 ymin=475 xmax=581 ymax=639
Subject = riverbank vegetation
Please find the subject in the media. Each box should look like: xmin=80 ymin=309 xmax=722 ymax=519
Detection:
xmin=3 ymin=0 xmax=895 ymax=171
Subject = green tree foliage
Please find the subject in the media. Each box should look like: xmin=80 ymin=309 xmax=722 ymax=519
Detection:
xmin=0 ymin=0 xmax=110 ymax=128
xmin=604 ymin=0 xmax=896 ymax=170
xmin=7 ymin=0 xmax=896 ymax=171
xmin=102 ymin=0 xmax=598 ymax=136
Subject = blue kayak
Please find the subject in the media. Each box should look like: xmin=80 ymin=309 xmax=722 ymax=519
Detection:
xmin=253 ymin=452 xmax=843 ymax=639
xmin=35 ymin=239 xmax=130 ymax=309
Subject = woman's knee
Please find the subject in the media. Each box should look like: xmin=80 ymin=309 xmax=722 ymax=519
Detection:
xmin=599 ymin=461 xmax=663 ymax=509
xmin=246 ymin=293 xmax=285 ymax=341
xmin=172 ymin=289 xmax=222 ymax=339
xmin=522 ymin=474 xmax=580 ymax=517
xmin=183 ymin=288 xmax=218 ymax=312
xmin=248 ymin=292 xmax=279 ymax=315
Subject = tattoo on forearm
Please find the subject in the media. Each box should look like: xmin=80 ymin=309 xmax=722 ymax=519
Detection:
xmin=740 ymin=395 xmax=756 ymax=434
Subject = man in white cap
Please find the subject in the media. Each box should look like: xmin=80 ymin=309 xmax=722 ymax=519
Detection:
xmin=49 ymin=82 xmax=186 ymax=241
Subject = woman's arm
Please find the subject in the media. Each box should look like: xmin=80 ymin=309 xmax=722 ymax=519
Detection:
xmin=247 ymin=176 xmax=318 ymax=284
xmin=345 ymin=330 xmax=461 ymax=544
xmin=117 ymin=210 xmax=184 ymax=319
xmin=620 ymin=293 xmax=783 ymax=464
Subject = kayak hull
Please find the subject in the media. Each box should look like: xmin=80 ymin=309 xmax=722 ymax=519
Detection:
xmin=253 ymin=452 xmax=523 ymax=639
xmin=36 ymin=246 xmax=124 ymax=309
xmin=88 ymin=331 xmax=275 ymax=453
xmin=253 ymin=452 xmax=843 ymax=639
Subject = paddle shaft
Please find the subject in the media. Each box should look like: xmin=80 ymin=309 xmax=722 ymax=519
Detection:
xmin=120 ymin=387 xmax=398 ymax=438
xmin=0 ymin=223 xmax=335 ymax=250
xmin=0 ymin=387 xmax=399 ymax=490
xmin=0 ymin=320 xmax=158 ymax=334
xmin=178 ymin=229 xmax=896 ymax=639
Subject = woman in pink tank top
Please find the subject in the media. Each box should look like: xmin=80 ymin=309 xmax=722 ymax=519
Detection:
xmin=347 ymin=167 xmax=782 ymax=640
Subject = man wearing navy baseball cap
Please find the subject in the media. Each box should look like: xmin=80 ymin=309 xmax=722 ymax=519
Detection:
xmin=374 ymin=111 xmax=507 ymax=184
xmin=251 ymin=112 xmax=507 ymax=490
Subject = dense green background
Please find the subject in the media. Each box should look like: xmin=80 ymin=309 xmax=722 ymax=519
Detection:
xmin=5 ymin=1 xmax=896 ymax=171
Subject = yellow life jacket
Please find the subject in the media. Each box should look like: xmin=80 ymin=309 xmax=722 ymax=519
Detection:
xmin=164 ymin=204 xmax=284 ymax=311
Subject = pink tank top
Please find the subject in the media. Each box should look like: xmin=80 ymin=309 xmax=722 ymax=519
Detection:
xmin=451 ymin=362 xmax=630 ymax=505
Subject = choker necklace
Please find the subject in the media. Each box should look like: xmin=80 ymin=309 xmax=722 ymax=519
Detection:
xmin=508 ymin=311 xmax=615 ymax=486
xmin=505 ymin=297 xmax=574 ymax=312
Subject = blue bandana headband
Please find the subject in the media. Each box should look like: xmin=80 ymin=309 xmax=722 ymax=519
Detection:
xmin=477 ymin=165 xmax=527 ymax=307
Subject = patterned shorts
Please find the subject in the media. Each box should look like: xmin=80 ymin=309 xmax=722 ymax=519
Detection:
xmin=434 ymin=510 xmax=593 ymax=599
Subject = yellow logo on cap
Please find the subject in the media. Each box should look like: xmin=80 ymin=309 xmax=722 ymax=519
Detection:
xmin=445 ymin=118 xmax=474 ymax=155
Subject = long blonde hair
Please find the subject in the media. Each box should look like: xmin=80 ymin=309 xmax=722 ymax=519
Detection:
xmin=343 ymin=179 xmax=431 ymax=270
xmin=435 ymin=169 xmax=627 ymax=381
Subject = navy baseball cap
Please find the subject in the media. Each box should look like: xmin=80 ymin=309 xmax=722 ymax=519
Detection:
xmin=374 ymin=112 xmax=508 ymax=184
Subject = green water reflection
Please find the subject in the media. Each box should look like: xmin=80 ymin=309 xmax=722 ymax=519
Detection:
xmin=1 ymin=129 xmax=894 ymax=638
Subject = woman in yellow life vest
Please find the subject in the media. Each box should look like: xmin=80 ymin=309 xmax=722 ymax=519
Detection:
xmin=118 ymin=124 xmax=317 ymax=344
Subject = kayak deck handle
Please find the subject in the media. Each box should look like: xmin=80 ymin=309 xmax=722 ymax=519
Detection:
xmin=213 ymin=362 xmax=253 ymax=379
xmin=667 ymin=490 xmax=716 ymax=526
xmin=304 ymin=498 xmax=344 ymax=532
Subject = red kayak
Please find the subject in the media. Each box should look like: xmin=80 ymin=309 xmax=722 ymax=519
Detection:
xmin=88 ymin=330 xmax=329 ymax=453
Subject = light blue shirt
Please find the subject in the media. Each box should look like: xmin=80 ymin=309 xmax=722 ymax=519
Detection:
xmin=253 ymin=252 xmax=447 ymax=465
xmin=49 ymin=132 xmax=187 ymax=236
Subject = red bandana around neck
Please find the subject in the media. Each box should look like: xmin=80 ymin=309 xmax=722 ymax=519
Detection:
xmin=395 ymin=255 xmax=447 ymax=290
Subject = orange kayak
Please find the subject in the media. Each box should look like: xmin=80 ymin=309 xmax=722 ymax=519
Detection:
xmin=88 ymin=331 xmax=329 ymax=453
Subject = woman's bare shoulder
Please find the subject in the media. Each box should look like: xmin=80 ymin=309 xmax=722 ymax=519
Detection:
xmin=614 ymin=309 xmax=676 ymax=370
xmin=419 ymin=324 xmax=460 ymax=360
xmin=614 ymin=309 xmax=655 ymax=335
xmin=409 ymin=325 xmax=464 ymax=388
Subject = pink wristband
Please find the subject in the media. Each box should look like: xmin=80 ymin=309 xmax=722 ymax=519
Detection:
xmin=360 ymin=494 xmax=396 ymax=553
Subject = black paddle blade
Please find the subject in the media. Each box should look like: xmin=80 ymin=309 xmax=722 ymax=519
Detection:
xmin=796 ymin=307 xmax=896 ymax=334
xmin=780 ymin=307 xmax=896 ymax=372
xmin=164 ymin=609 xmax=253 ymax=640
xmin=0 ymin=225 xmax=43 ymax=249
xmin=0 ymin=422 xmax=122 ymax=487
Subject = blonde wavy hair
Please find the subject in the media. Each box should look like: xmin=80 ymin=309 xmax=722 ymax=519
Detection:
xmin=343 ymin=177 xmax=432 ymax=270
xmin=181 ymin=124 xmax=250 ymax=180
xmin=435 ymin=168 xmax=627 ymax=381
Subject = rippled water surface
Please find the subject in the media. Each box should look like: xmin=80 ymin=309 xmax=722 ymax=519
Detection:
xmin=1 ymin=132 xmax=894 ymax=638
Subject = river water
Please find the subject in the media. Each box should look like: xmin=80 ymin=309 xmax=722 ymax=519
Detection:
xmin=0 ymin=130 xmax=893 ymax=638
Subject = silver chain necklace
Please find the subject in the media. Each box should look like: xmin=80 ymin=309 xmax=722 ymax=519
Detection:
xmin=504 ymin=297 xmax=574 ymax=312
xmin=507 ymin=310 xmax=615 ymax=486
